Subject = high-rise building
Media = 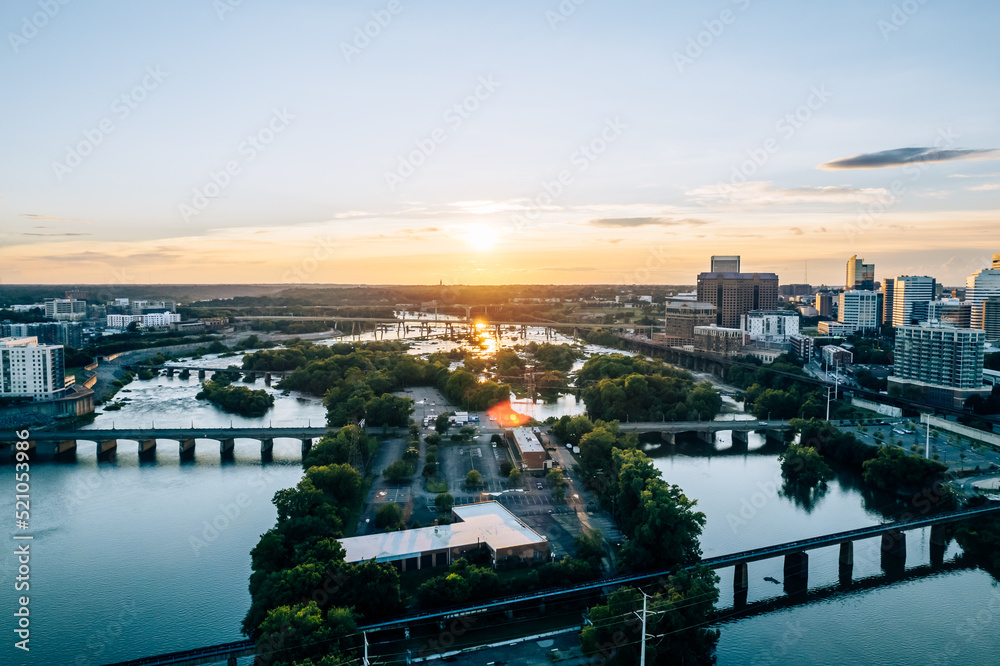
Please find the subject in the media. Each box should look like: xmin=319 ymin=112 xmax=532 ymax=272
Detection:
xmin=892 ymin=276 xmax=936 ymax=327
xmin=881 ymin=278 xmax=894 ymax=325
xmin=44 ymin=298 xmax=87 ymax=321
xmin=982 ymin=298 xmax=1000 ymax=343
xmin=927 ymin=299 xmax=972 ymax=329
xmin=710 ymin=256 xmax=741 ymax=273
xmin=693 ymin=325 xmax=748 ymax=356
xmin=846 ymin=255 xmax=875 ymax=291
xmin=661 ymin=302 xmax=717 ymax=345
xmin=789 ymin=334 xmax=815 ymax=361
xmin=890 ymin=324 xmax=987 ymax=407
xmin=742 ymin=310 xmax=800 ymax=342
xmin=696 ymin=272 xmax=779 ymax=328
xmin=838 ymin=290 xmax=881 ymax=332
xmin=816 ymin=292 xmax=834 ymax=317
xmin=107 ymin=313 xmax=181 ymax=329
xmin=966 ymin=268 xmax=1000 ymax=330
xmin=993 ymin=253 xmax=1000 ymax=270
xmin=0 ymin=337 xmax=67 ymax=401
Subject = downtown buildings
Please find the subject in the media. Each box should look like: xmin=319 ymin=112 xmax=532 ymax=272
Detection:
xmin=0 ymin=336 xmax=67 ymax=401
xmin=846 ymin=255 xmax=875 ymax=291
xmin=696 ymin=271 xmax=779 ymax=328
xmin=890 ymin=323 xmax=989 ymax=408
xmin=891 ymin=276 xmax=937 ymax=327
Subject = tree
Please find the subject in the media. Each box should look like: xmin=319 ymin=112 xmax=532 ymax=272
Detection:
xmin=255 ymin=602 xmax=356 ymax=666
xmin=374 ymin=503 xmax=403 ymax=529
xmin=465 ymin=470 xmax=482 ymax=489
xmin=382 ymin=460 xmax=413 ymax=483
xmin=779 ymin=444 xmax=833 ymax=487
xmin=435 ymin=412 xmax=452 ymax=434
xmin=499 ymin=460 xmax=513 ymax=477
xmin=458 ymin=425 xmax=476 ymax=440
xmin=547 ymin=467 xmax=568 ymax=502
xmin=508 ymin=467 xmax=522 ymax=487
xmin=435 ymin=493 xmax=454 ymax=514
xmin=126 ymin=320 xmax=141 ymax=333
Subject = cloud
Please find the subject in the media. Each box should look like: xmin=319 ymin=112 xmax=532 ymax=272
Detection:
xmin=539 ymin=266 xmax=596 ymax=272
xmin=20 ymin=213 xmax=75 ymax=221
xmin=688 ymin=181 xmax=890 ymax=207
xmin=967 ymin=183 xmax=1000 ymax=191
xmin=588 ymin=216 xmax=710 ymax=228
xmin=20 ymin=232 xmax=92 ymax=237
xmin=819 ymin=147 xmax=999 ymax=170
xmin=948 ymin=171 xmax=1000 ymax=179
xmin=790 ymin=227 xmax=804 ymax=235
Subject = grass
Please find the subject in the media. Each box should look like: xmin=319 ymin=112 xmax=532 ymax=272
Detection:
xmin=425 ymin=477 xmax=448 ymax=494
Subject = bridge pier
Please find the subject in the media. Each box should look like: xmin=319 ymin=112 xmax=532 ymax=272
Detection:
xmin=221 ymin=438 xmax=236 ymax=461
xmin=731 ymin=429 xmax=750 ymax=447
xmin=98 ymin=440 xmax=117 ymax=463
xmin=783 ymin=552 xmax=808 ymax=596
xmin=139 ymin=439 xmax=156 ymax=462
xmin=695 ymin=430 xmax=714 ymax=445
xmin=264 ymin=373 xmax=272 ymax=386
xmin=180 ymin=439 xmax=196 ymax=462
xmin=228 ymin=655 xmax=237 ymax=666
xmin=55 ymin=439 xmax=77 ymax=460
xmin=930 ymin=524 xmax=948 ymax=567
xmin=839 ymin=541 xmax=853 ymax=585
xmin=660 ymin=432 xmax=676 ymax=446
xmin=301 ymin=438 xmax=313 ymax=458
xmin=198 ymin=369 xmax=206 ymax=380
xmin=261 ymin=438 xmax=274 ymax=461
xmin=165 ymin=367 xmax=174 ymax=377
xmin=881 ymin=529 xmax=906 ymax=572
xmin=733 ymin=562 xmax=749 ymax=606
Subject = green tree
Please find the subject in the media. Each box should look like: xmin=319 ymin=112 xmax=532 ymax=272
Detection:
xmin=374 ymin=503 xmax=403 ymax=529
xmin=508 ymin=467 xmax=522 ymax=487
xmin=547 ymin=467 xmax=568 ymax=501
xmin=382 ymin=460 xmax=413 ymax=483
xmin=465 ymin=469 xmax=482 ymax=489
xmin=779 ymin=444 xmax=834 ymax=487
xmin=435 ymin=492 xmax=454 ymax=514
xmin=255 ymin=602 xmax=356 ymax=666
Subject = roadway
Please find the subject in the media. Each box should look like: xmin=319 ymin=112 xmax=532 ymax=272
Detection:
xmin=0 ymin=426 xmax=330 ymax=443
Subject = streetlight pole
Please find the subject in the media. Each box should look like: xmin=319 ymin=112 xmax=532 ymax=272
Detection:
xmin=639 ymin=590 xmax=649 ymax=666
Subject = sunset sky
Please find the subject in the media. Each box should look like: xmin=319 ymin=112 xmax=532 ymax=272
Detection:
xmin=1 ymin=0 xmax=998 ymax=287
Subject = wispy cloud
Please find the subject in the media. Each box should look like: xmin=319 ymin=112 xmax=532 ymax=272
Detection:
xmin=967 ymin=183 xmax=1000 ymax=191
xmin=587 ymin=216 xmax=711 ymax=228
xmin=20 ymin=232 xmax=92 ymax=237
xmin=819 ymin=147 xmax=999 ymax=170
xmin=948 ymin=171 xmax=1000 ymax=179
xmin=20 ymin=213 xmax=76 ymax=221
xmin=687 ymin=181 xmax=890 ymax=207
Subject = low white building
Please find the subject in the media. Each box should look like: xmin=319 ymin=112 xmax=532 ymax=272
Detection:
xmin=742 ymin=310 xmax=800 ymax=342
xmin=107 ymin=313 xmax=181 ymax=329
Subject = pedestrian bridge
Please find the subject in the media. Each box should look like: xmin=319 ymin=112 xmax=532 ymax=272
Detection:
xmin=0 ymin=425 xmax=330 ymax=462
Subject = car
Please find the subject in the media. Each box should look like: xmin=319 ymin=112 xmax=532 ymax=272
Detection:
xmin=537 ymin=482 xmax=544 ymax=490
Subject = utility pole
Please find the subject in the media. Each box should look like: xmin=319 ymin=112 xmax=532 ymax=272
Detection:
xmin=363 ymin=631 xmax=369 ymax=666
xmin=639 ymin=590 xmax=648 ymax=666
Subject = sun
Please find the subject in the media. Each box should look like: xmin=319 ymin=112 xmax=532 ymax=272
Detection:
xmin=464 ymin=224 xmax=499 ymax=252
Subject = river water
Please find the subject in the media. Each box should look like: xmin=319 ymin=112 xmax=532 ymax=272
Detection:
xmin=2 ymin=332 xmax=998 ymax=665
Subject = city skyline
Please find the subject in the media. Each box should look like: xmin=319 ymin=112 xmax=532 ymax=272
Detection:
xmin=2 ymin=0 xmax=998 ymax=286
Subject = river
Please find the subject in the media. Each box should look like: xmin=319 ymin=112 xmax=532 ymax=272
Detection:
xmin=2 ymin=333 xmax=998 ymax=664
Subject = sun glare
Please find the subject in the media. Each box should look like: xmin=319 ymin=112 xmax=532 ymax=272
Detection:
xmin=464 ymin=224 xmax=498 ymax=252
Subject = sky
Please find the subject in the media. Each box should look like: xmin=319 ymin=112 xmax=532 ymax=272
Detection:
xmin=1 ymin=0 xmax=998 ymax=287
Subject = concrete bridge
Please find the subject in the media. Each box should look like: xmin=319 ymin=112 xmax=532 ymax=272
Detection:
xmin=618 ymin=418 xmax=799 ymax=446
xmin=125 ymin=364 xmax=294 ymax=384
xmin=113 ymin=504 xmax=999 ymax=665
xmin=0 ymin=426 xmax=329 ymax=462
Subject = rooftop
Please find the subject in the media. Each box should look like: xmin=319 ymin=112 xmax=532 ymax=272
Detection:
xmin=510 ymin=427 xmax=545 ymax=454
xmin=338 ymin=502 xmax=546 ymax=563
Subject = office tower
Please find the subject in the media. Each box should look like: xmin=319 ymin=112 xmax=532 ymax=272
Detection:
xmin=838 ymin=290 xmax=881 ymax=332
xmin=662 ymin=302 xmax=717 ymax=345
xmin=846 ymin=255 xmax=875 ymax=291
xmin=881 ymin=278 xmax=894 ymax=325
xmin=982 ymin=298 xmax=1000 ymax=343
xmin=710 ymin=255 xmax=741 ymax=273
xmin=993 ymin=253 xmax=1000 ymax=270
xmin=43 ymin=298 xmax=87 ymax=321
xmin=966 ymin=268 xmax=1000 ymax=329
xmin=816 ymin=292 xmax=834 ymax=317
xmin=696 ymin=272 xmax=779 ymax=328
xmin=0 ymin=337 xmax=67 ymax=401
xmin=891 ymin=276 xmax=936 ymax=327
xmin=927 ymin=299 xmax=973 ymax=329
